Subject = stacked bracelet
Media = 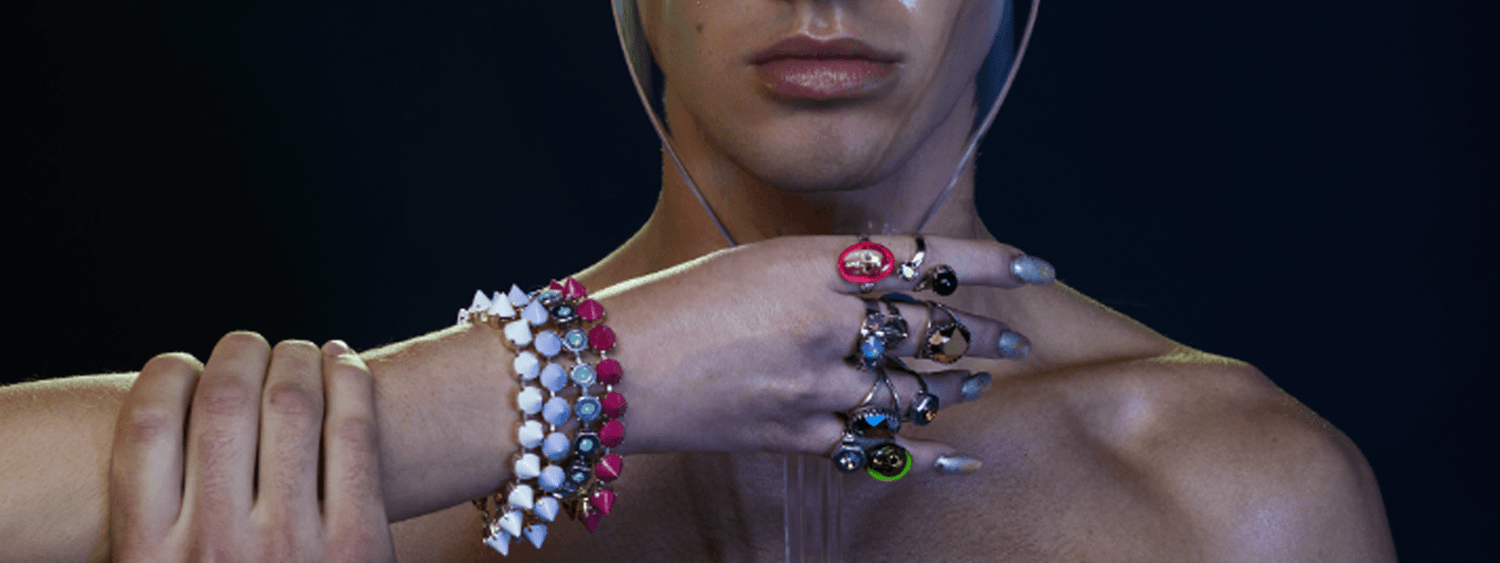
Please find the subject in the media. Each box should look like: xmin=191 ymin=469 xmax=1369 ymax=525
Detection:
xmin=459 ymin=278 xmax=627 ymax=555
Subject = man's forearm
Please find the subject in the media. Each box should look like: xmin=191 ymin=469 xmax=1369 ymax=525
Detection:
xmin=0 ymin=324 xmax=518 ymax=562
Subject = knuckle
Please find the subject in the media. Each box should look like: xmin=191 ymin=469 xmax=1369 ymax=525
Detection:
xmin=264 ymin=380 xmax=322 ymax=418
xmin=195 ymin=377 xmax=256 ymax=415
xmin=117 ymin=405 xmax=179 ymax=448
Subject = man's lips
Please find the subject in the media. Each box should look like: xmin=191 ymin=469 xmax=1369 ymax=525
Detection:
xmin=750 ymin=36 xmax=900 ymax=65
xmin=751 ymin=36 xmax=900 ymax=100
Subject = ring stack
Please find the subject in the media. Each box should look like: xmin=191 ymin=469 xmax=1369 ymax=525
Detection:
xmin=460 ymin=278 xmax=627 ymax=555
xmin=856 ymin=299 xmax=909 ymax=371
xmin=832 ymin=373 xmax=912 ymax=481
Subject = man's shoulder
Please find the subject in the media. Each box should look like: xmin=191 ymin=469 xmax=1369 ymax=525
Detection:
xmin=1057 ymin=348 xmax=1396 ymax=561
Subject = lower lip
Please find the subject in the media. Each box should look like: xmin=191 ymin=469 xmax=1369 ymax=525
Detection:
xmin=755 ymin=58 xmax=896 ymax=100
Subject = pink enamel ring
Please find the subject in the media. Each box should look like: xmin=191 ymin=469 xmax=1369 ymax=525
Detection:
xmin=838 ymin=238 xmax=895 ymax=293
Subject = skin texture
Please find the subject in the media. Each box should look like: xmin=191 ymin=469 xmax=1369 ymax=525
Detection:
xmin=0 ymin=0 xmax=1394 ymax=561
xmin=386 ymin=2 xmax=1393 ymax=560
xmin=0 ymin=236 xmax=1043 ymax=561
xmin=109 ymin=339 xmax=396 ymax=563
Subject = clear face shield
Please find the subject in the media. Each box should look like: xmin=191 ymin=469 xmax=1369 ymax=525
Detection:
xmin=611 ymin=0 xmax=1039 ymax=243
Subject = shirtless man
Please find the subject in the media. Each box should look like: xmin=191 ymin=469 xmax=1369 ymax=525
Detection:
xmin=2 ymin=1 xmax=1394 ymax=561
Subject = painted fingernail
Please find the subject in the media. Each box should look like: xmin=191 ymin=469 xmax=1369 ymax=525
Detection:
xmin=997 ymin=331 xmax=1031 ymax=360
xmin=960 ymin=371 xmax=992 ymax=402
xmin=935 ymin=454 xmax=983 ymax=474
xmin=1011 ymin=255 xmax=1056 ymax=285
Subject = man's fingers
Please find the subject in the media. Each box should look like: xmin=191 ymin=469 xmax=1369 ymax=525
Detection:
xmin=895 ymin=435 xmax=983 ymax=477
xmin=870 ymin=299 xmax=1031 ymax=362
xmin=320 ymin=340 xmax=396 ymax=560
xmin=111 ymin=352 xmax=201 ymax=551
xmin=182 ymin=332 xmax=270 ymax=529
xmin=829 ymin=235 xmax=1056 ymax=293
xmin=251 ymin=340 xmax=325 ymax=538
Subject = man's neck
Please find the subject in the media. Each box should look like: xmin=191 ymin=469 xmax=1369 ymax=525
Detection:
xmin=575 ymin=159 xmax=991 ymax=291
xmin=577 ymin=90 xmax=993 ymax=288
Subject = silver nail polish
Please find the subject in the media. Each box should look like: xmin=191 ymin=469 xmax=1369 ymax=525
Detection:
xmin=935 ymin=454 xmax=983 ymax=474
xmin=997 ymin=331 xmax=1031 ymax=360
xmin=959 ymin=372 xmax=992 ymax=403
xmin=1011 ymin=255 xmax=1056 ymax=285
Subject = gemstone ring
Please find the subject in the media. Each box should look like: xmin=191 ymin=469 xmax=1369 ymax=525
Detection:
xmin=898 ymin=235 xmax=927 ymax=282
xmin=886 ymin=356 xmax=941 ymax=426
xmin=917 ymin=301 xmax=971 ymax=364
xmin=914 ymin=264 xmax=959 ymax=296
xmin=838 ymin=236 xmax=895 ymax=293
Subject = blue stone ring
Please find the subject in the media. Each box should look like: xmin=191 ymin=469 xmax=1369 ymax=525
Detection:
xmin=855 ymin=298 xmax=910 ymax=372
xmin=854 ymin=299 xmax=891 ymax=371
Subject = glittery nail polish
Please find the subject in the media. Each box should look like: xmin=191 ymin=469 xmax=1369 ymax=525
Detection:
xmin=960 ymin=372 xmax=992 ymax=402
xmin=1011 ymin=255 xmax=1056 ymax=285
xmin=935 ymin=454 xmax=983 ymax=474
xmin=997 ymin=331 xmax=1031 ymax=360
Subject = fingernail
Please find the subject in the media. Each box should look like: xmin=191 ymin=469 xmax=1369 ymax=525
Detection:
xmin=997 ymin=331 xmax=1031 ymax=360
xmin=935 ymin=454 xmax=983 ymax=474
xmin=960 ymin=372 xmax=992 ymax=402
xmin=326 ymin=339 xmax=353 ymax=356
xmin=1011 ymin=255 xmax=1056 ymax=285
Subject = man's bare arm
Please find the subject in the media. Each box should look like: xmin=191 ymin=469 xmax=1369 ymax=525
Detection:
xmin=0 ymin=326 xmax=520 ymax=563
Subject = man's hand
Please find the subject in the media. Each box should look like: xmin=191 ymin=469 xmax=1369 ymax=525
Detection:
xmin=109 ymin=332 xmax=396 ymax=562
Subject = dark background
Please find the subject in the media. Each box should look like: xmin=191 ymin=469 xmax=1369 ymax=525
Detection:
xmin=16 ymin=0 xmax=1495 ymax=559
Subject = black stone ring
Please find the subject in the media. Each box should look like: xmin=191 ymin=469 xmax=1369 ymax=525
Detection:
xmin=914 ymin=264 xmax=959 ymax=296
xmin=885 ymin=356 xmax=941 ymax=426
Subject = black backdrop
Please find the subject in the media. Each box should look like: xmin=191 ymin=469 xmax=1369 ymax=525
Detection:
xmin=17 ymin=0 xmax=1495 ymax=559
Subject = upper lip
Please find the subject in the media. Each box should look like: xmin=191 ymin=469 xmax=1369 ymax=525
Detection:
xmin=750 ymin=36 xmax=900 ymax=65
